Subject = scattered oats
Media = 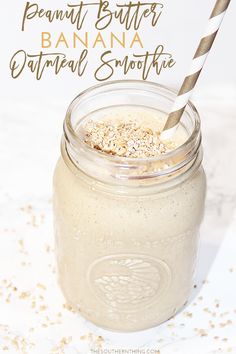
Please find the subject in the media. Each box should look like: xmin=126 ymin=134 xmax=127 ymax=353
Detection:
xmin=21 ymin=261 xmax=28 ymax=266
xmin=19 ymin=291 xmax=31 ymax=299
xmin=36 ymin=283 xmax=47 ymax=290
xmin=96 ymin=335 xmax=104 ymax=348
xmin=229 ymin=268 xmax=234 ymax=273
xmin=183 ymin=311 xmax=193 ymax=318
xmin=18 ymin=239 xmax=24 ymax=248
xmin=79 ymin=333 xmax=104 ymax=349
xmin=6 ymin=294 xmax=11 ymax=303
xmin=20 ymin=204 xmax=42 ymax=227
xmin=20 ymin=205 xmax=32 ymax=213
xmin=209 ymin=320 xmax=215 ymax=329
xmin=84 ymin=119 xmax=176 ymax=158
xmin=203 ymin=307 xmax=210 ymax=313
xmin=219 ymin=320 xmax=232 ymax=328
xmin=2 ymin=334 xmax=36 ymax=353
xmin=80 ymin=335 xmax=87 ymax=340
xmin=61 ymin=337 xmax=72 ymax=346
xmin=198 ymin=329 xmax=208 ymax=337
xmin=51 ymin=336 xmax=72 ymax=353
xmin=45 ymin=244 xmax=53 ymax=253
xmin=167 ymin=323 xmax=175 ymax=328
xmin=39 ymin=305 xmax=47 ymax=311
xmin=222 ymin=338 xmax=228 ymax=342
xmin=63 ymin=303 xmax=77 ymax=313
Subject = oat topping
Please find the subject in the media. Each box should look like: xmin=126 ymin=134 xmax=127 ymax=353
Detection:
xmin=83 ymin=119 xmax=176 ymax=158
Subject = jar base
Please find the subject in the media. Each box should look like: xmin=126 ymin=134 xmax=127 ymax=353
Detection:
xmin=62 ymin=298 xmax=189 ymax=333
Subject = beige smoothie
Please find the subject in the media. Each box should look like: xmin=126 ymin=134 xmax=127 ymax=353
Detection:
xmin=53 ymin=104 xmax=206 ymax=332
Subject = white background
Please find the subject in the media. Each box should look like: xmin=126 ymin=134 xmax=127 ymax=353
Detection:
xmin=0 ymin=0 xmax=235 ymax=103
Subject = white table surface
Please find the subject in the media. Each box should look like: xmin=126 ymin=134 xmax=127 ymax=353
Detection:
xmin=0 ymin=94 xmax=236 ymax=354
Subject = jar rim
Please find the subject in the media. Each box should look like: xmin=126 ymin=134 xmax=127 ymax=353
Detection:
xmin=63 ymin=80 xmax=202 ymax=182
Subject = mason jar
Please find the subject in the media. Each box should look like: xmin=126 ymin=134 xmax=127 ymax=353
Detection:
xmin=53 ymin=80 xmax=206 ymax=332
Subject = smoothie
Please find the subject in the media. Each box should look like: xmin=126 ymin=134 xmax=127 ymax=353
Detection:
xmin=53 ymin=102 xmax=206 ymax=332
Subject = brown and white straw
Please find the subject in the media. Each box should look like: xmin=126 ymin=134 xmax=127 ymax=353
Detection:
xmin=161 ymin=0 xmax=231 ymax=140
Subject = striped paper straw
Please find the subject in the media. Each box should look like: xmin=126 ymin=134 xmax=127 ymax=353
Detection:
xmin=161 ymin=0 xmax=231 ymax=139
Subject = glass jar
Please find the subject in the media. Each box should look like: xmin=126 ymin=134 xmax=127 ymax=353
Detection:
xmin=53 ymin=80 xmax=206 ymax=332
